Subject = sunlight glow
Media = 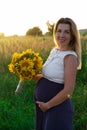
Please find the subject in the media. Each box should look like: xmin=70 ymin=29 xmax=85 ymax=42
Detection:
xmin=0 ymin=0 xmax=87 ymax=36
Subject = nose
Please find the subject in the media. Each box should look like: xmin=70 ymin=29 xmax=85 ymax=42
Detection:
xmin=60 ymin=32 xmax=65 ymax=37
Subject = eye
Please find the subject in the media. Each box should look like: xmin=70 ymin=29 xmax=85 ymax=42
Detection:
xmin=56 ymin=29 xmax=61 ymax=33
xmin=65 ymin=30 xmax=70 ymax=34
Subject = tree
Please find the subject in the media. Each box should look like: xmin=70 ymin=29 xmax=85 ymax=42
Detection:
xmin=26 ymin=26 xmax=42 ymax=36
xmin=46 ymin=21 xmax=55 ymax=36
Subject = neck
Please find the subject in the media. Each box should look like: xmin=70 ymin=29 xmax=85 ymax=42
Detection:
xmin=57 ymin=46 xmax=71 ymax=51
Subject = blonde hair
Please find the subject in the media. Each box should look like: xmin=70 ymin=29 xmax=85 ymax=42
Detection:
xmin=53 ymin=17 xmax=82 ymax=69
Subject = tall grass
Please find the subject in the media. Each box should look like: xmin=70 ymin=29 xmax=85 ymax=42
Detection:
xmin=0 ymin=35 xmax=87 ymax=130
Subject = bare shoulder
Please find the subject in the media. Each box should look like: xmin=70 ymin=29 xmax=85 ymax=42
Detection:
xmin=64 ymin=54 xmax=78 ymax=68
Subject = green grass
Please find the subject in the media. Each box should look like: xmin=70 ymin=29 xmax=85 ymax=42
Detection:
xmin=0 ymin=73 xmax=36 ymax=130
xmin=73 ymin=81 xmax=87 ymax=130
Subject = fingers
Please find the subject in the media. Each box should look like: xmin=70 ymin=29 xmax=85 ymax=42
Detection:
xmin=36 ymin=101 xmax=48 ymax=112
xmin=36 ymin=101 xmax=41 ymax=107
xmin=36 ymin=101 xmax=40 ymax=104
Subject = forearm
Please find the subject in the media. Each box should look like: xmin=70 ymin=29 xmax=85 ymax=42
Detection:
xmin=46 ymin=88 xmax=73 ymax=109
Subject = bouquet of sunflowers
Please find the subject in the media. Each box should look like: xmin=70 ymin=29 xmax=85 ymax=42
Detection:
xmin=8 ymin=49 xmax=43 ymax=94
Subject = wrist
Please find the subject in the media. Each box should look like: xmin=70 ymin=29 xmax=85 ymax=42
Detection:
xmin=46 ymin=102 xmax=51 ymax=110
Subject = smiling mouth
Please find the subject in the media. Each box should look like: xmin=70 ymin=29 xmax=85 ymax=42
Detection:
xmin=59 ymin=39 xmax=65 ymax=43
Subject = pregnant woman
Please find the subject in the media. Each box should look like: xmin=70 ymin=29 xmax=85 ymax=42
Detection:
xmin=34 ymin=17 xmax=81 ymax=130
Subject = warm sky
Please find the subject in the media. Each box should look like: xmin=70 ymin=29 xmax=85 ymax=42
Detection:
xmin=0 ymin=0 xmax=87 ymax=36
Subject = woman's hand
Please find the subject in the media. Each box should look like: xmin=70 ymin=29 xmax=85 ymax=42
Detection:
xmin=36 ymin=101 xmax=50 ymax=112
xmin=33 ymin=74 xmax=43 ymax=80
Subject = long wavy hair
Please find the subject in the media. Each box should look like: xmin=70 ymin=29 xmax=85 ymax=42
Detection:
xmin=53 ymin=17 xmax=82 ymax=69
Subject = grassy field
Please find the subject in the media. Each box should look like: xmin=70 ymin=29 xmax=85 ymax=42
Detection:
xmin=0 ymin=35 xmax=87 ymax=130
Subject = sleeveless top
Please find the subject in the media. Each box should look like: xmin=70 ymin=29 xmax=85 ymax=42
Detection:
xmin=42 ymin=47 xmax=77 ymax=84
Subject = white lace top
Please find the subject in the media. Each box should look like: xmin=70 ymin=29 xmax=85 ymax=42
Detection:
xmin=42 ymin=47 xmax=77 ymax=83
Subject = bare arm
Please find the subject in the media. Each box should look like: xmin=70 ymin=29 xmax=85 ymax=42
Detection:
xmin=36 ymin=55 xmax=77 ymax=111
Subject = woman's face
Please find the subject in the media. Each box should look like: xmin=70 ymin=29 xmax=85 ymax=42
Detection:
xmin=56 ymin=23 xmax=72 ymax=49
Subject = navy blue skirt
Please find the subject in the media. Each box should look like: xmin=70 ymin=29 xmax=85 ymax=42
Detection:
xmin=34 ymin=78 xmax=74 ymax=130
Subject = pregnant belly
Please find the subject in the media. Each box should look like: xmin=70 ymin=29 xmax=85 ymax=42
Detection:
xmin=34 ymin=78 xmax=64 ymax=102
